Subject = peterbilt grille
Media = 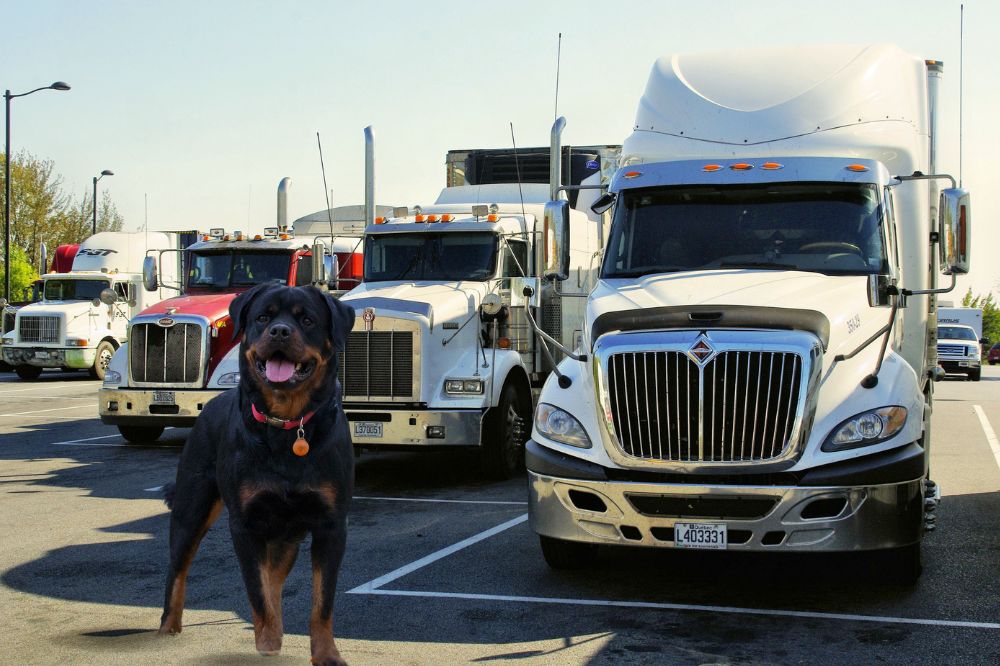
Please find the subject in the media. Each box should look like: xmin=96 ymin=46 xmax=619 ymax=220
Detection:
xmin=607 ymin=350 xmax=802 ymax=462
xmin=937 ymin=344 xmax=967 ymax=355
xmin=339 ymin=331 xmax=414 ymax=398
xmin=18 ymin=316 xmax=60 ymax=343
xmin=130 ymin=322 xmax=204 ymax=383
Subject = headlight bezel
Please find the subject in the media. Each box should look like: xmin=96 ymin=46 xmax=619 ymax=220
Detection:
xmin=444 ymin=378 xmax=484 ymax=395
xmin=215 ymin=371 xmax=241 ymax=387
xmin=102 ymin=369 xmax=122 ymax=386
xmin=821 ymin=405 xmax=907 ymax=452
xmin=534 ymin=403 xmax=592 ymax=449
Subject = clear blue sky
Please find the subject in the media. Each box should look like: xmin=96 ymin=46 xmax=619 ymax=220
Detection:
xmin=4 ymin=0 xmax=997 ymax=297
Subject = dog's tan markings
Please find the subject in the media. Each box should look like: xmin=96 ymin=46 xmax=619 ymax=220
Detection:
xmin=261 ymin=350 xmax=329 ymax=420
xmin=252 ymin=541 xmax=299 ymax=656
xmin=158 ymin=499 xmax=223 ymax=635
xmin=309 ymin=483 xmax=337 ymax=511
xmin=310 ymin=565 xmax=345 ymax=665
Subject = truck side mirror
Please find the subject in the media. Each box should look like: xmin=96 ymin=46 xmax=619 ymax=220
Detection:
xmin=142 ymin=256 xmax=159 ymax=291
xmin=543 ymin=200 xmax=571 ymax=281
xmin=938 ymin=188 xmax=971 ymax=275
xmin=99 ymin=288 xmax=117 ymax=306
xmin=591 ymin=192 xmax=616 ymax=216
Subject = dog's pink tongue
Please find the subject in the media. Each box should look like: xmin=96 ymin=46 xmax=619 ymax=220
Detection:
xmin=265 ymin=358 xmax=296 ymax=383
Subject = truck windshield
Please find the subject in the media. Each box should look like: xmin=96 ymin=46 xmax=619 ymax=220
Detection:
xmin=187 ymin=251 xmax=291 ymax=290
xmin=364 ymin=232 xmax=498 ymax=282
xmin=602 ymin=183 xmax=888 ymax=278
xmin=938 ymin=326 xmax=978 ymax=342
xmin=43 ymin=279 xmax=110 ymax=301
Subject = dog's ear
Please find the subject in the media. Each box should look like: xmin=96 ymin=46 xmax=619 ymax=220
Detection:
xmin=325 ymin=293 xmax=355 ymax=352
xmin=230 ymin=283 xmax=280 ymax=342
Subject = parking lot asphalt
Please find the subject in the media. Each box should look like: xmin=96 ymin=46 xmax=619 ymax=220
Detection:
xmin=0 ymin=368 xmax=998 ymax=665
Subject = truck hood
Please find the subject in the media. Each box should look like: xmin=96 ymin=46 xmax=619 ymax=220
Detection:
xmin=136 ymin=293 xmax=236 ymax=323
xmin=16 ymin=300 xmax=97 ymax=319
xmin=590 ymin=271 xmax=883 ymax=359
xmin=342 ymin=281 xmax=490 ymax=326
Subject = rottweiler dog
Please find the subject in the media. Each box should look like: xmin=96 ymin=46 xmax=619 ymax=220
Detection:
xmin=158 ymin=283 xmax=355 ymax=665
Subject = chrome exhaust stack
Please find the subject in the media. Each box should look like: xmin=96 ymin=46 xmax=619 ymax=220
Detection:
xmin=277 ymin=177 xmax=292 ymax=232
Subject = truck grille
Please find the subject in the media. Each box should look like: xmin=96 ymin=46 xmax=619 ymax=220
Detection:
xmin=18 ymin=316 xmax=60 ymax=343
xmin=937 ymin=344 xmax=967 ymax=356
xmin=130 ymin=322 xmax=204 ymax=384
xmin=339 ymin=331 xmax=414 ymax=399
xmin=607 ymin=350 xmax=802 ymax=462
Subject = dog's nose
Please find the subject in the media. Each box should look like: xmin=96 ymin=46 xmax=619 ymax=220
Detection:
xmin=269 ymin=323 xmax=292 ymax=339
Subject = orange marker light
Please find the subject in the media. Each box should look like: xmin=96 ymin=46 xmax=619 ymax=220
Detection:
xmin=415 ymin=214 xmax=426 ymax=223
xmin=623 ymin=171 xmax=643 ymax=179
xmin=498 ymin=337 xmax=512 ymax=349
xmin=202 ymin=234 xmax=210 ymax=241
xmin=375 ymin=216 xmax=385 ymax=224
xmin=730 ymin=163 xmax=754 ymax=171
xmin=253 ymin=234 xmax=262 ymax=241
xmin=846 ymin=164 xmax=869 ymax=172
xmin=487 ymin=214 xmax=499 ymax=222
xmin=761 ymin=162 xmax=784 ymax=170
xmin=427 ymin=215 xmax=439 ymax=222
xmin=441 ymin=214 xmax=453 ymax=222
xmin=703 ymin=164 xmax=722 ymax=172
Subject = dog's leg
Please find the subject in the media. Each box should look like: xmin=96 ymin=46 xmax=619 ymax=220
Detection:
xmin=231 ymin=530 xmax=299 ymax=656
xmin=159 ymin=487 xmax=222 ymax=635
xmin=309 ymin=526 xmax=348 ymax=666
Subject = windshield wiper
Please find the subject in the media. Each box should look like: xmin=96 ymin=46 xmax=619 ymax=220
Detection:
xmin=394 ymin=250 xmax=423 ymax=280
xmin=718 ymin=261 xmax=795 ymax=270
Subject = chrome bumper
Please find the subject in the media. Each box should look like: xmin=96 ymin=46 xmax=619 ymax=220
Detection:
xmin=2 ymin=346 xmax=96 ymax=369
xmin=99 ymin=387 xmax=226 ymax=427
xmin=345 ymin=407 xmax=484 ymax=447
xmin=528 ymin=470 xmax=923 ymax=552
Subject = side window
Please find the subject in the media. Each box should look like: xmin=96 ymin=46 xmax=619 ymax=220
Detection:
xmin=883 ymin=187 xmax=901 ymax=272
xmin=295 ymin=255 xmax=313 ymax=286
xmin=503 ymin=240 xmax=527 ymax=278
xmin=113 ymin=282 xmax=130 ymax=301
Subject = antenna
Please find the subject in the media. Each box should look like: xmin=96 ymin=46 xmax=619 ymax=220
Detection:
xmin=959 ymin=3 xmax=964 ymax=187
xmin=554 ymin=32 xmax=562 ymax=122
xmin=247 ymin=185 xmax=252 ymax=228
xmin=317 ymin=132 xmax=336 ymax=240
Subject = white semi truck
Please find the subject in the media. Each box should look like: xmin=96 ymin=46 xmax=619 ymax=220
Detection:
xmin=527 ymin=44 xmax=971 ymax=582
xmin=338 ymin=137 xmax=620 ymax=478
xmin=2 ymin=232 xmax=180 ymax=380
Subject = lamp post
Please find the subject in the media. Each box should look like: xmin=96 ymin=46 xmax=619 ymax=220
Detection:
xmin=92 ymin=169 xmax=113 ymax=235
xmin=4 ymin=81 xmax=71 ymax=300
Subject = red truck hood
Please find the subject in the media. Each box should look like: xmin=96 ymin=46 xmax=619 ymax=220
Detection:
xmin=138 ymin=293 xmax=236 ymax=322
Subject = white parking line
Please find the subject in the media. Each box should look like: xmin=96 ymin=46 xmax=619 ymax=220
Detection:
xmin=0 ymin=385 xmax=97 ymax=395
xmin=354 ymin=496 xmax=527 ymax=506
xmin=349 ymin=513 xmax=1000 ymax=632
xmin=973 ymin=405 xmax=1000 ymax=472
xmin=52 ymin=434 xmax=126 ymax=446
xmin=0 ymin=404 xmax=93 ymax=417
xmin=348 ymin=514 xmax=529 ymax=593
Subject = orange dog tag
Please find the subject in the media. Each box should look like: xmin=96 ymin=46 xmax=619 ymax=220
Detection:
xmin=292 ymin=437 xmax=310 ymax=456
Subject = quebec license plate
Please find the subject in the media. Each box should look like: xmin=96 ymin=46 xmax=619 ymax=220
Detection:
xmin=152 ymin=390 xmax=175 ymax=404
xmin=353 ymin=422 xmax=383 ymax=438
xmin=674 ymin=522 xmax=727 ymax=550
xmin=34 ymin=351 xmax=50 ymax=359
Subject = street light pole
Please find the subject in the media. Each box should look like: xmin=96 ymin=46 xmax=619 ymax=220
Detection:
xmin=3 ymin=81 xmax=70 ymax=300
xmin=92 ymin=169 xmax=114 ymax=236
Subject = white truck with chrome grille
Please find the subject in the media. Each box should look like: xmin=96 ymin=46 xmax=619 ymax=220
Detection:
xmin=527 ymin=44 xmax=972 ymax=583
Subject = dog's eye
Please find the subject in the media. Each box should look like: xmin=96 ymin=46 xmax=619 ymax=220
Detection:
xmin=301 ymin=316 xmax=313 ymax=326
xmin=256 ymin=314 xmax=269 ymax=323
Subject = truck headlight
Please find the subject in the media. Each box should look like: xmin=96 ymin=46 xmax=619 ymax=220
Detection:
xmin=102 ymin=370 xmax=122 ymax=386
xmin=445 ymin=378 xmax=484 ymax=395
xmin=216 ymin=372 xmax=241 ymax=386
xmin=2 ymin=335 xmax=15 ymax=345
xmin=821 ymin=406 xmax=907 ymax=452
xmin=535 ymin=403 xmax=591 ymax=449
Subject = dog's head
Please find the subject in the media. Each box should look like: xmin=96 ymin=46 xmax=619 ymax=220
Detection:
xmin=229 ymin=284 xmax=355 ymax=418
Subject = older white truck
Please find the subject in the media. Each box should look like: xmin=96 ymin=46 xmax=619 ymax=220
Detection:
xmin=338 ymin=139 xmax=619 ymax=478
xmin=527 ymin=44 xmax=971 ymax=583
xmin=2 ymin=232 xmax=180 ymax=380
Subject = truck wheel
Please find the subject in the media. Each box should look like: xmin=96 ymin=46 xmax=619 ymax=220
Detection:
xmin=480 ymin=381 xmax=530 ymax=480
xmin=118 ymin=425 xmax=165 ymax=444
xmin=539 ymin=535 xmax=598 ymax=570
xmin=89 ymin=341 xmax=116 ymax=380
xmin=15 ymin=365 xmax=42 ymax=380
xmin=968 ymin=368 xmax=981 ymax=381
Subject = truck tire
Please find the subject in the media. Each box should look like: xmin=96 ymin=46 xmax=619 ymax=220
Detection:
xmin=15 ymin=365 xmax=42 ymax=380
xmin=539 ymin=535 xmax=599 ymax=570
xmin=968 ymin=368 xmax=981 ymax=381
xmin=480 ymin=381 xmax=530 ymax=480
xmin=89 ymin=340 xmax=116 ymax=380
xmin=118 ymin=425 xmax=165 ymax=444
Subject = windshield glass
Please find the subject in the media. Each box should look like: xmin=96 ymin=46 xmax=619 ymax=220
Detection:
xmin=187 ymin=251 xmax=291 ymax=290
xmin=602 ymin=183 xmax=888 ymax=278
xmin=43 ymin=279 xmax=110 ymax=301
xmin=939 ymin=326 xmax=978 ymax=341
xmin=364 ymin=232 xmax=498 ymax=282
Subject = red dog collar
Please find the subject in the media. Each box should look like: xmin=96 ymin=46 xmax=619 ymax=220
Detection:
xmin=251 ymin=404 xmax=316 ymax=430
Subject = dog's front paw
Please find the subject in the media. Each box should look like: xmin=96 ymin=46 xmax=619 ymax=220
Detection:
xmin=311 ymin=654 xmax=348 ymax=666
xmin=158 ymin=615 xmax=182 ymax=635
xmin=255 ymin=633 xmax=282 ymax=657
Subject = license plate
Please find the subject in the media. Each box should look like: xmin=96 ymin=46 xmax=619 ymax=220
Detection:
xmin=958 ymin=361 xmax=969 ymax=367
xmin=35 ymin=351 xmax=49 ymax=359
xmin=353 ymin=422 xmax=383 ymax=438
xmin=152 ymin=390 xmax=175 ymax=404
xmin=674 ymin=522 xmax=727 ymax=550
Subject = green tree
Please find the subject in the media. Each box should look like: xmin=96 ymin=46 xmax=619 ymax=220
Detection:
xmin=0 ymin=245 xmax=39 ymax=303
xmin=960 ymin=288 xmax=1000 ymax=344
